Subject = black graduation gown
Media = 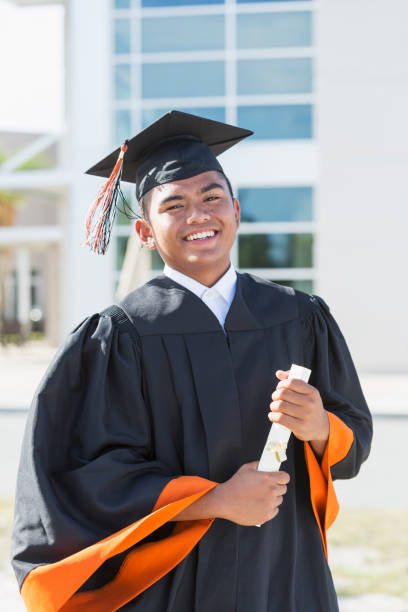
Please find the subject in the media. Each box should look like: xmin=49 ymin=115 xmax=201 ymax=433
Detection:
xmin=11 ymin=272 xmax=373 ymax=612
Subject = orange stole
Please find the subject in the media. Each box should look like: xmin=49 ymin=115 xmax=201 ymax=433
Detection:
xmin=21 ymin=476 xmax=218 ymax=612
xmin=304 ymin=412 xmax=354 ymax=558
xmin=20 ymin=414 xmax=354 ymax=610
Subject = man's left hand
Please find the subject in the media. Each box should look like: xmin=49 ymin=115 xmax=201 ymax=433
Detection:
xmin=268 ymin=369 xmax=330 ymax=459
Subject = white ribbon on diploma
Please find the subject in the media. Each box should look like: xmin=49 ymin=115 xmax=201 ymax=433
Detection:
xmin=256 ymin=363 xmax=312 ymax=526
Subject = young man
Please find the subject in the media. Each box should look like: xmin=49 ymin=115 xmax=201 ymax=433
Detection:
xmin=11 ymin=111 xmax=372 ymax=611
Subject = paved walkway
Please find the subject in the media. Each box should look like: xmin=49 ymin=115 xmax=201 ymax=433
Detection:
xmin=0 ymin=341 xmax=56 ymax=412
xmin=1 ymin=340 xmax=407 ymax=414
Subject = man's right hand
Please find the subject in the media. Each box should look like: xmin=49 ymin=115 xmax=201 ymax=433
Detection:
xmin=169 ymin=461 xmax=289 ymax=524
xmin=216 ymin=461 xmax=290 ymax=526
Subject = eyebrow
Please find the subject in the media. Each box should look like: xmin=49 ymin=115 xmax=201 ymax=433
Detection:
xmin=159 ymin=182 xmax=226 ymax=206
xmin=160 ymin=194 xmax=184 ymax=206
xmin=199 ymin=182 xmax=226 ymax=194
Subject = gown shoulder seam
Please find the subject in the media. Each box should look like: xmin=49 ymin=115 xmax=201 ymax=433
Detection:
xmin=99 ymin=304 xmax=141 ymax=343
xmin=294 ymin=289 xmax=323 ymax=323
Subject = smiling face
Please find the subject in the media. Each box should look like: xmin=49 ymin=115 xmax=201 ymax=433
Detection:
xmin=135 ymin=170 xmax=240 ymax=287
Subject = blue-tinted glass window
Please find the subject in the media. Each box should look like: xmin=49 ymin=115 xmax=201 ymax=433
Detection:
xmin=143 ymin=62 xmax=225 ymax=98
xmin=116 ymin=187 xmax=135 ymax=225
xmin=238 ymin=58 xmax=312 ymax=95
xmin=114 ymin=18 xmax=131 ymax=54
xmin=117 ymin=209 xmax=132 ymax=226
xmin=114 ymin=64 xmax=131 ymax=100
xmin=238 ymin=105 xmax=312 ymax=140
xmin=116 ymin=236 xmax=129 ymax=270
xmin=273 ymin=279 xmax=314 ymax=293
xmin=114 ymin=0 xmax=131 ymax=8
xmin=237 ymin=0 xmax=310 ymax=3
xmin=142 ymin=15 xmax=224 ymax=52
xmin=237 ymin=12 xmax=312 ymax=49
xmin=115 ymin=109 xmax=131 ymax=144
xmin=238 ymin=187 xmax=313 ymax=222
xmin=151 ymin=249 xmax=164 ymax=270
xmin=239 ymin=233 xmax=313 ymax=268
xmin=142 ymin=106 xmax=226 ymax=128
xmin=143 ymin=0 xmax=223 ymax=6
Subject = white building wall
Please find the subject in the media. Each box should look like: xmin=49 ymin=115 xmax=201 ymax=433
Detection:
xmin=221 ymin=140 xmax=317 ymax=187
xmin=316 ymin=0 xmax=408 ymax=373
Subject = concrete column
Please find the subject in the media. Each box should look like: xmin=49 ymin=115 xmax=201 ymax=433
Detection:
xmin=15 ymin=246 xmax=30 ymax=339
xmin=0 ymin=248 xmax=13 ymax=331
xmin=44 ymin=244 xmax=60 ymax=346
xmin=62 ymin=0 xmax=113 ymax=339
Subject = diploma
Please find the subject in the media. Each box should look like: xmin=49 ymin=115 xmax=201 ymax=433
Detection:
xmin=255 ymin=363 xmax=312 ymax=526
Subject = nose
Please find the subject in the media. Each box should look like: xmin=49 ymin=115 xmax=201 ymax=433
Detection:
xmin=186 ymin=202 xmax=210 ymax=225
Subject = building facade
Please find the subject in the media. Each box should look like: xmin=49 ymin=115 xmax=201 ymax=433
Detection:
xmin=2 ymin=0 xmax=408 ymax=372
xmin=112 ymin=0 xmax=316 ymax=296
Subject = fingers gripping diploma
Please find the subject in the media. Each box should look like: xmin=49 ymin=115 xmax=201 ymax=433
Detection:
xmin=269 ymin=369 xmax=330 ymax=459
xmin=217 ymin=462 xmax=290 ymax=527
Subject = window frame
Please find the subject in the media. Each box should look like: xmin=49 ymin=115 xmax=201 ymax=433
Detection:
xmin=233 ymin=183 xmax=315 ymax=289
xmin=111 ymin=0 xmax=316 ymax=292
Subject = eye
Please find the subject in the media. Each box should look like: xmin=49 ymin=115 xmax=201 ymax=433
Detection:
xmin=166 ymin=204 xmax=183 ymax=211
xmin=205 ymin=195 xmax=220 ymax=202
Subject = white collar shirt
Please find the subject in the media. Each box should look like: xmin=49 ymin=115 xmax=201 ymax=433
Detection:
xmin=163 ymin=263 xmax=237 ymax=330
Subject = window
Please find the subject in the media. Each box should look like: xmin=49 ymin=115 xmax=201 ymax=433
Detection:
xmin=115 ymin=109 xmax=131 ymax=144
xmin=151 ymin=249 xmax=164 ymax=270
xmin=236 ymin=187 xmax=314 ymax=294
xmin=142 ymin=0 xmax=223 ymax=6
xmin=114 ymin=64 xmax=131 ymax=100
xmin=3 ymin=269 xmax=45 ymax=328
xmin=116 ymin=187 xmax=136 ymax=225
xmin=114 ymin=18 xmax=131 ymax=54
xmin=237 ymin=58 xmax=312 ymax=95
xmin=238 ymin=187 xmax=313 ymax=222
xmin=275 ymin=279 xmax=314 ymax=293
xmin=237 ymin=0 xmax=311 ymax=3
xmin=238 ymin=105 xmax=312 ymax=139
xmin=142 ymin=106 xmax=226 ymax=128
xmin=143 ymin=61 xmax=225 ymax=98
xmin=114 ymin=0 xmax=131 ymax=8
xmin=116 ymin=236 xmax=129 ymax=270
xmin=111 ymin=1 xmax=316 ymax=287
xmin=239 ymin=234 xmax=313 ymax=268
xmin=237 ymin=12 xmax=312 ymax=49
xmin=142 ymin=15 xmax=225 ymax=53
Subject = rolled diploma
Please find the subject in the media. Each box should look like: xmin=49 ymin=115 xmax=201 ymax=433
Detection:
xmin=255 ymin=363 xmax=312 ymax=526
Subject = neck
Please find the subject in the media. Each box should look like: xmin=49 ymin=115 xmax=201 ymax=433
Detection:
xmin=167 ymin=262 xmax=231 ymax=287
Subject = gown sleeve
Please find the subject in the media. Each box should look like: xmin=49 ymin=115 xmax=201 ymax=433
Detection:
xmin=300 ymin=293 xmax=373 ymax=557
xmin=11 ymin=311 xmax=218 ymax=612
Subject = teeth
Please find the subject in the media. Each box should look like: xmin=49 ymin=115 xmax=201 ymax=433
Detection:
xmin=186 ymin=230 xmax=215 ymax=241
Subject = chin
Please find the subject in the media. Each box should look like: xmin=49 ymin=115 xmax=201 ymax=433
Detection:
xmin=185 ymin=254 xmax=224 ymax=267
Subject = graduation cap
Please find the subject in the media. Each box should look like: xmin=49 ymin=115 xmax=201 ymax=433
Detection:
xmin=84 ymin=110 xmax=253 ymax=254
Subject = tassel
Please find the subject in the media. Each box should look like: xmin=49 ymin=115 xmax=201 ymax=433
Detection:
xmin=85 ymin=141 xmax=128 ymax=254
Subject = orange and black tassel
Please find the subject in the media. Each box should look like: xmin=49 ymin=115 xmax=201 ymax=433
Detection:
xmin=85 ymin=141 xmax=128 ymax=254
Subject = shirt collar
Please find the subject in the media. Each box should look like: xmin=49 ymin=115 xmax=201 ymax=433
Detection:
xmin=163 ymin=263 xmax=237 ymax=305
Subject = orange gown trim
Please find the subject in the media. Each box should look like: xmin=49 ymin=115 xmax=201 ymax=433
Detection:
xmin=304 ymin=411 xmax=354 ymax=559
xmin=21 ymin=412 xmax=354 ymax=610
xmin=21 ymin=476 xmax=218 ymax=612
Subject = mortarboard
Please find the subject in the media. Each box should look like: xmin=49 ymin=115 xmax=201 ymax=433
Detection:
xmin=84 ymin=110 xmax=253 ymax=254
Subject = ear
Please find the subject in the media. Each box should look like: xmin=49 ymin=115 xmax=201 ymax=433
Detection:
xmin=233 ymin=198 xmax=240 ymax=230
xmin=134 ymin=219 xmax=156 ymax=250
